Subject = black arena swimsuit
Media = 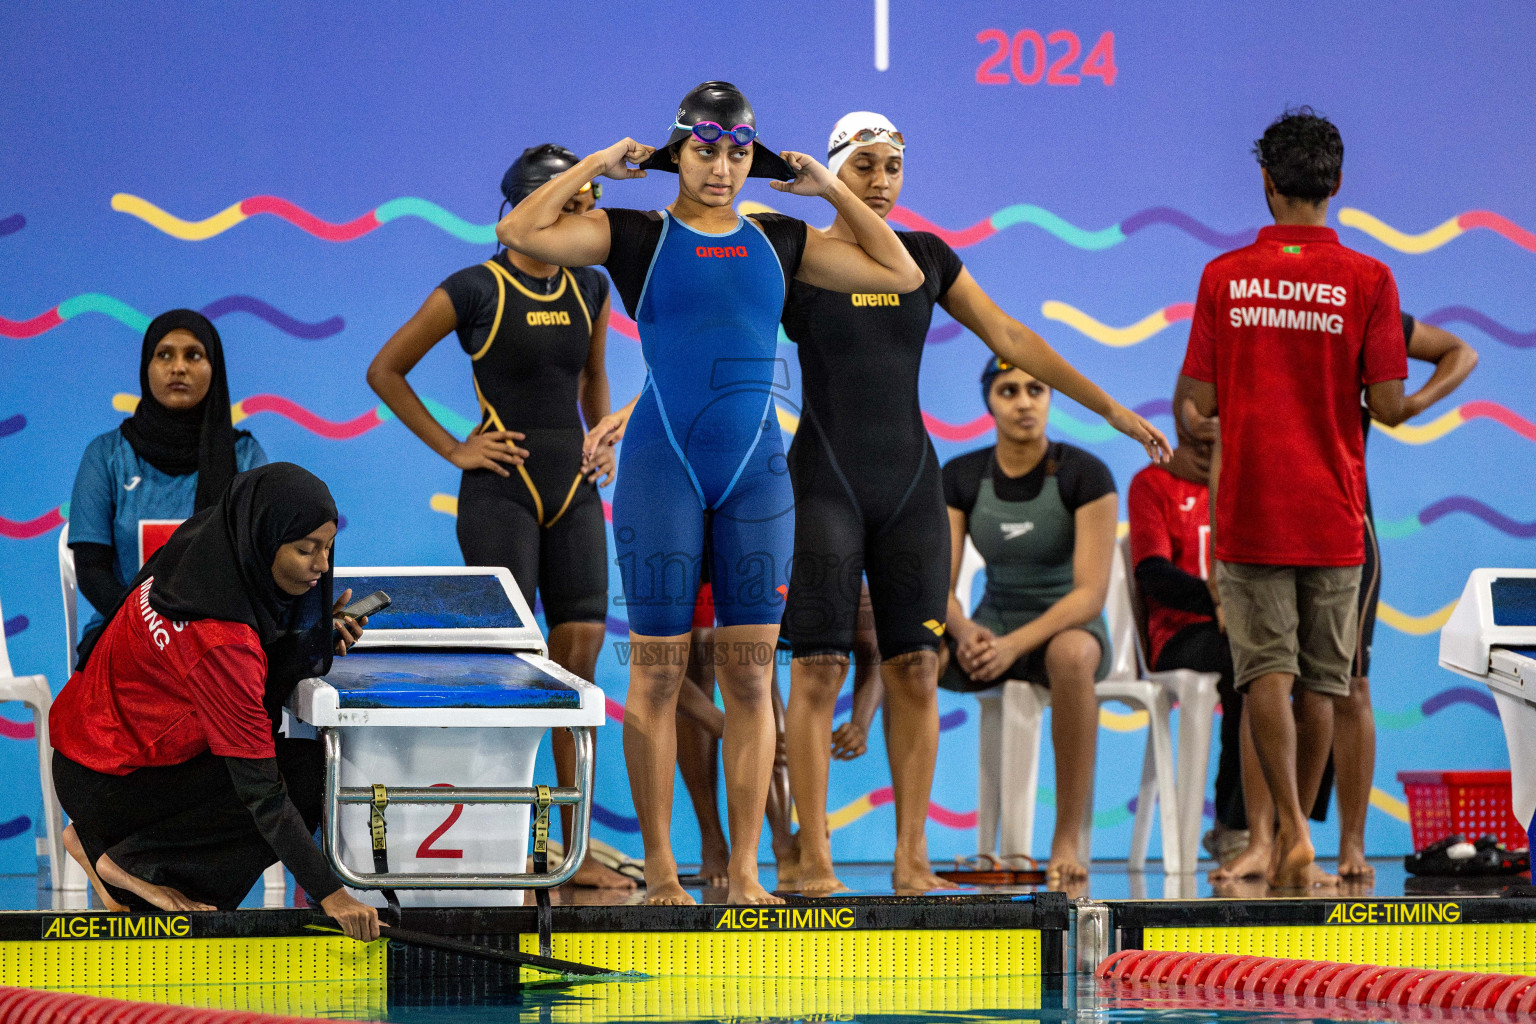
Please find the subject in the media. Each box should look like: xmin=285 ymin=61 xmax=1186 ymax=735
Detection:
xmin=779 ymin=230 xmax=964 ymax=659
xmin=440 ymin=253 xmax=609 ymax=627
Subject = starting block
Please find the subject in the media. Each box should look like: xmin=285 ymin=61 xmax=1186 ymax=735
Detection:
xmin=1439 ymin=569 xmax=1536 ymax=852
xmin=287 ymin=567 xmax=604 ymax=907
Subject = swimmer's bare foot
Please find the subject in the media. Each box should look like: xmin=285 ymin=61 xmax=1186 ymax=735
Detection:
xmin=1269 ymin=833 xmax=1336 ymax=889
xmin=727 ymin=872 xmax=785 ymax=905
xmin=640 ymin=854 xmax=695 ymax=905
xmin=568 ymin=855 xmax=638 ymax=889
xmin=1046 ymin=843 xmax=1089 ymax=885
xmin=1209 ymin=840 xmax=1271 ymax=881
xmin=63 ymin=825 xmax=126 ymax=913
xmin=1209 ymin=877 xmax=1269 ymax=900
xmin=95 ymin=854 xmax=214 ymax=912
xmin=893 ymin=846 xmax=959 ymax=894
xmin=1337 ymin=840 xmax=1375 ymax=881
xmin=892 ymin=867 xmax=959 ymax=895
xmin=798 ymin=859 xmax=847 ymax=896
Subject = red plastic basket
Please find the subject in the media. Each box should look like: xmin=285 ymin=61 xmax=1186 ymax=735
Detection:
xmin=1397 ymin=770 xmax=1528 ymax=852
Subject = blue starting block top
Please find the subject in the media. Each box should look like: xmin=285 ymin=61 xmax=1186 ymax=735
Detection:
xmin=342 ymin=574 xmax=529 ymax=631
xmin=1493 ymin=578 xmax=1536 ymax=627
xmin=322 ymin=651 xmax=580 ymax=710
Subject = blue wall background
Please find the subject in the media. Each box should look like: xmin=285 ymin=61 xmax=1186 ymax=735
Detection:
xmin=2 ymin=1 xmax=1533 ymax=873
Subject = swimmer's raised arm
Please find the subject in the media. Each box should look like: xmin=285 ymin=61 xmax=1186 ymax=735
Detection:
xmin=497 ymin=139 xmax=654 ymax=265
xmin=941 ymin=272 xmax=1171 ymax=463
xmin=772 ymin=152 xmax=923 ymax=295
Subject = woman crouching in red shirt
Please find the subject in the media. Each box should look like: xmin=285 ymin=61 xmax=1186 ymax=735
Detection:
xmin=49 ymin=462 xmax=378 ymax=941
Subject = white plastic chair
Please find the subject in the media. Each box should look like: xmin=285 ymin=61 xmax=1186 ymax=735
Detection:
xmin=60 ymin=524 xmax=286 ymax=904
xmin=1117 ymin=536 xmax=1222 ymax=874
xmin=959 ymin=536 xmax=1214 ymax=873
xmin=0 ymin=586 xmax=69 ymax=890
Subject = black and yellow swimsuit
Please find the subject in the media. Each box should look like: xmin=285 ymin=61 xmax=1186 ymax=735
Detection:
xmin=439 ymin=253 xmax=610 ymax=626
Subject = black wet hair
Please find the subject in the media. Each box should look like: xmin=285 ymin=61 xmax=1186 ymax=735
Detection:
xmin=1252 ymin=106 xmax=1343 ymax=203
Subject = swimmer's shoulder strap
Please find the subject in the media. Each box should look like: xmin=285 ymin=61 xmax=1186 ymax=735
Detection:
xmin=370 ymin=784 xmax=402 ymax=917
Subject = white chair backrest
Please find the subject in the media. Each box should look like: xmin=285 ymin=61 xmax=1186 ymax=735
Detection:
xmin=1103 ymin=537 xmax=1140 ymax=681
xmin=0 ymin=586 xmax=15 ymax=680
xmin=1118 ymin=535 xmax=1155 ymax=676
xmin=59 ymin=523 xmax=78 ymax=677
xmin=955 ymin=536 xmax=985 ymax=616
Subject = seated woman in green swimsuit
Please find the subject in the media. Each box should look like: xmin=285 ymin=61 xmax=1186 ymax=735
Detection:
xmin=939 ymin=357 xmax=1118 ymax=885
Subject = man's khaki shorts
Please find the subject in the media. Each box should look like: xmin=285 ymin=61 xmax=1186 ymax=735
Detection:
xmin=1215 ymin=561 xmax=1362 ymax=697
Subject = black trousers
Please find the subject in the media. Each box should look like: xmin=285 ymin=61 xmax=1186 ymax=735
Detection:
xmin=1157 ymin=622 xmax=1245 ymax=830
xmin=53 ymin=739 xmax=324 ymax=911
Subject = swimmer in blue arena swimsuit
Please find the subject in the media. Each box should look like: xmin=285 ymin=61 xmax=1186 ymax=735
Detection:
xmin=499 ymin=81 xmax=923 ymax=906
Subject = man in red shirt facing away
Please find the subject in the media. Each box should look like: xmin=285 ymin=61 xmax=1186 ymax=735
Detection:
xmin=1178 ymin=108 xmax=1406 ymax=888
xmin=1127 ymin=440 xmax=1249 ymax=860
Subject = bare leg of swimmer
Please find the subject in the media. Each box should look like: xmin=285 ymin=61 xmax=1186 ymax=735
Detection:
xmin=713 ymin=623 xmax=785 ymax=905
xmin=786 ymin=653 xmax=851 ymax=895
xmin=548 ymin=621 xmax=636 ymax=889
xmin=676 ymin=625 xmax=730 ymax=887
xmin=1045 ymin=630 xmax=1100 ymax=884
xmin=1332 ymin=676 xmax=1376 ymax=879
xmin=63 ymin=824 xmax=127 ymax=912
xmin=765 ymin=666 xmax=801 ymax=887
xmin=623 ymin=631 xmax=695 ymax=905
xmin=1211 ymin=713 xmax=1274 ymax=881
xmin=94 ymin=853 xmax=215 ymax=912
xmin=883 ymin=649 xmax=957 ymax=894
xmin=1245 ymin=672 xmax=1336 ymax=889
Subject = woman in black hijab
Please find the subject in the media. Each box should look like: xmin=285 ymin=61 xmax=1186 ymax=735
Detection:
xmin=68 ymin=309 xmax=268 ymax=643
xmin=51 ymin=463 xmax=377 ymax=941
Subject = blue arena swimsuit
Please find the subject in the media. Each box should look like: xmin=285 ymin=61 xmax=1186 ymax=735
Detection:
xmin=604 ymin=208 xmax=807 ymax=636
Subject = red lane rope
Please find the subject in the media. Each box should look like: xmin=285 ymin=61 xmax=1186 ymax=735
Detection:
xmin=1099 ymin=950 xmax=1536 ymax=1013
xmin=0 ymin=986 xmax=347 ymax=1024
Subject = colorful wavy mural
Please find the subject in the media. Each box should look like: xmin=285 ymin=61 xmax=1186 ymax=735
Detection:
xmin=1373 ymin=401 xmax=1536 ymax=446
xmin=121 ymin=191 xmax=1530 ymax=259
xmin=1 ymin=295 xmax=342 ymax=340
xmin=112 ymin=193 xmax=498 ymax=244
xmin=1378 ymin=496 xmax=1536 ymax=540
xmin=1338 ymin=208 xmax=1536 ymax=254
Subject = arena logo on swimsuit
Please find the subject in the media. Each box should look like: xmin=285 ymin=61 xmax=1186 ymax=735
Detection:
xmin=525 ymin=310 xmax=572 ymax=326
xmin=696 ymin=245 xmax=749 ymax=258
xmin=851 ymin=293 xmax=900 ymax=306
xmin=136 ymin=577 xmax=185 ymax=650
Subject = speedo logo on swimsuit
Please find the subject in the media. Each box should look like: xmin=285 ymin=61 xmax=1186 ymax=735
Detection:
xmin=1001 ymin=522 xmax=1035 ymax=540
xmin=851 ymin=293 xmax=900 ymax=307
xmin=137 ymin=577 xmax=185 ymax=650
xmin=696 ymin=245 xmax=749 ymax=258
xmin=923 ymin=619 xmax=946 ymax=636
xmin=525 ymin=310 xmax=572 ymax=326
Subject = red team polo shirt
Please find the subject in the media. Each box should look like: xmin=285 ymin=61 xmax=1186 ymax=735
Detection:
xmin=50 ymin=576 xmax=275 ymax=775
xmin=1127 ymin=464 xmax=1212 ymax=665
xmin=1180 ymin=225 xmax=1408 ymax=566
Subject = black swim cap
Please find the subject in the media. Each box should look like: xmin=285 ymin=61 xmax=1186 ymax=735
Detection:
xmin=638 ymin=81 xmax=795 ymax=181
xmin=500 ymin=144 xmax=600 ymax=206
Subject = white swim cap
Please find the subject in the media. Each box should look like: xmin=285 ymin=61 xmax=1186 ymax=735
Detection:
xmin=827 ymin=111 xmax=905 ymax=176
